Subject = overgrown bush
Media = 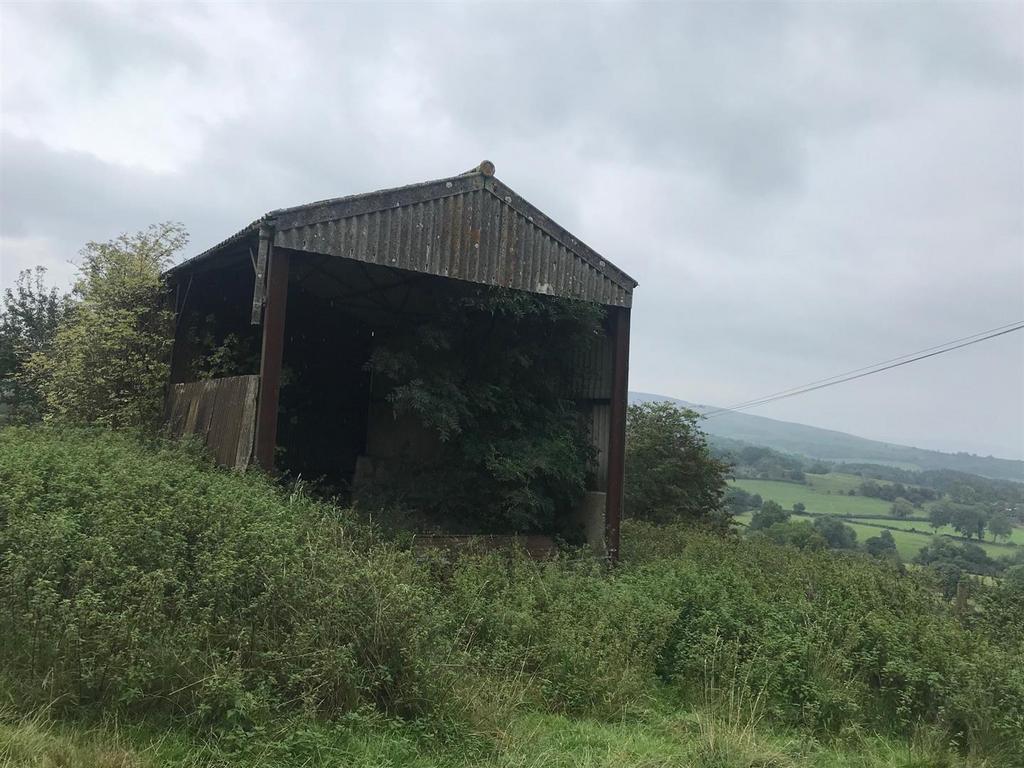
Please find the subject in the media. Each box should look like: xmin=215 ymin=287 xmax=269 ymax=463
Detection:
xmin=624 ymin=402 xmax=730 ymax=527
xmin=0 ymin=268 xmax=67 ymax=423
xmin=25 ymin=223 xmax=185 ymax=430
xmin=2 ymin=426 xmax=1022 ymax=760
xmin=441 ymin=552 xmax=676 ymax=716
xmin=361 ymin=287 xmax=603 ymax=533
xmin=623 ymin=520 xmax=1024 ymax=752
xmin=0 ymin=426 xmax=454 ymax=724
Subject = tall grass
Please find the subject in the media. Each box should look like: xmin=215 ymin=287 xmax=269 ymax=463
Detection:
xmin=1 ymin=426 xmax=1022 ymax=763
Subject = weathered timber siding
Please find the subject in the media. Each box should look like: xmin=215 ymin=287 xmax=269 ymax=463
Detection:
xmin=589 ymin=404 xmax=611 ymax=491
xmin=166 ymin=375 xmax=258 ymax=470
xmin=566 ymin=333 xmax=613 ymax=400
xmin=273 ymin=185 xmax=633 ymax=307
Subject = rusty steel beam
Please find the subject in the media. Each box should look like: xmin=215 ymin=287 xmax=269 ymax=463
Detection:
xmin=605 ymin=307 xmax=631 ymax=563
xmin=250 ymin=224 xmax=273 ymax=325
xmin=254 ymin=246 xmax=290 ymax=470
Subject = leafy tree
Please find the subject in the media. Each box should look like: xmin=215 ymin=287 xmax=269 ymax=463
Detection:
xmin=1006 ymin=565 xmax=1024 ymax=590
xmin=988 ymin=511 xmax=1013 ymax=543
xmin=793 ymin=501 xmax=806 ymax=514
xmin=749 ymin=500 xmax=789 ymax=531
xmin=761 ymin=520 xmax=826 ymax=551
xmin=751 ymin=493 xmax=763 ymax=508
xmin=0 ymin=268 xmax=67 ymax=421
xmin=860 ymin=480 xmax=882 ymax=498
xmin=949 ymin=505 xmax=987 ymax=540
xmin=929 ymin=502 xmax=953 ymax=531
xmin=625 ymin=402 xmax=731 ymax=527
xmin=729 ymin=444 xmax=807 ymax=483
xmin=950 ymin=483 xmax=978 ymax=504
xmin=865 ymin=529 xmax=897 ymax=557
xmin=364 ymin=286 xmax=603 ymax=533
xmin=929 ymin=562 xmax=963 ymax=600
xmin=812 ymin=516 xmax=858 ymax=549
xmin=890 ymin=498 xmax=915 ymax=519
xmin=26 ymin=223 xmax=186 ymax=430
xmin=915 ymin=538 xmax=999 ymax=580
xmin=725 ymin=487 xmax=759 ymax=514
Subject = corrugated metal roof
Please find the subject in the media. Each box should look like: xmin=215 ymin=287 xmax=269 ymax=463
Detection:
xmin=167 ymin=163 xmax=636 ymax=306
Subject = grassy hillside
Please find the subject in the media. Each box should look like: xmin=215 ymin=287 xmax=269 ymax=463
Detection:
xmin=733 ymin=476 xmax=896 ymax=516
xmin=731 ymin=474 xmax=1023 ymax=560
xmin=733 ymin=510 xmax=940 ymax=560
xmin=631 ymin=392 xmax=1024 ymax=481
xmin=2 ymin=427 xmax=1023 ymax=767
xmin=878 ymin=516 xmax=1024 ymax=545
xmin=1 ymin=708 xmax=998 ymax=768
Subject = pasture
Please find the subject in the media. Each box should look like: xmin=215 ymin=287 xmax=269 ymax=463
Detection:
xmin=734 ymin=510 xmax=1020 ymax=561
xmin=731 ymin=475 xmax=898 ymax=516
xmin=731 ymin=473 xmax=1024 ymax=558
xmin=878 ymin=516 xmax=1024 ymax=546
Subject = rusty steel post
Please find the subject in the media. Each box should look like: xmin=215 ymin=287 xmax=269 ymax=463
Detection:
xmin=254 ymin=243 xmax=289 ymax=470
xmin=251 ymin=224 xmax=272 ymax=325
xmin=605 ymin=306 xmax=631 ymax=563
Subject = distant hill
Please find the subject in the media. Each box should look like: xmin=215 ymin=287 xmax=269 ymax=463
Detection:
xmin=630 ymin=392 xmax=1024 ymax=482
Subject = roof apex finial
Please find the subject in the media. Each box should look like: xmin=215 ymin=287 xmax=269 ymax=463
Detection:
xmin=460 ymin=160 xmax=495 ymax=177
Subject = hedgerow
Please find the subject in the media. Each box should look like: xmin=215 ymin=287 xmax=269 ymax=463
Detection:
xmin=1 ymin=426 xmax=1022 ymax=760
xmin=0 ymin=427 xmax=460 ymax=725
xmin=624 ymin=521 xmax=1024 ymax=753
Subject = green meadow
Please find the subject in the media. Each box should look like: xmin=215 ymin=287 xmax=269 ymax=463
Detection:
xmin=877 ymin=516 xmax=1024 ymax=546
xmin=732 ymin=511 xmax=1017 ymax=560
xmin=731 ymin=473 xmax=1022 ymax=561
xmin=731 ymin=475 xmax=896 ymax=516
xmin=9 ymin=428 xmax=1024 ymax=767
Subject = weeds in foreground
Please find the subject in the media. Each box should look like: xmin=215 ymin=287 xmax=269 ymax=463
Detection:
xmin=690 ymin=635 xmax=797 ymax=768
xmin=2 ymin=427 xmax=1023 ymax=765
xmin=0 ymin=707 xmax=143 ymax=768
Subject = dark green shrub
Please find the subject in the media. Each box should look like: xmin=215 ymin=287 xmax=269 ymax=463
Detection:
xmin=361 ymin=287 xmax=602 ymax=533
xmin=621 ymin=520 xmax=1024 ymax=753
xmin=25 ymin=224 xmax=185 ymax=430
xmin=748 ymin=500 xmax=788 ymax=531
xmin=0 ymin=426 xmax=454 ymax=723
xmin=624 ymin=402 xmax=730 ymax=527
xmin=441 ymin=551 xmax=677 ymax=716
xmin=2 ymin=427 xmax=1022 ymax=760
xmin=0 ymin=268 xmax=67 ymax=423
xmin=811 ymin=516 xmax=858 ymax=549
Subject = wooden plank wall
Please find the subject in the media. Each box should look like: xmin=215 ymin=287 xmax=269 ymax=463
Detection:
xmin=165 ymin=375 xmax=259 ymax=470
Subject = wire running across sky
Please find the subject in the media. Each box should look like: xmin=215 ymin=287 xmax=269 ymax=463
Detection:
xmin=701 ymin=321 xmax=1024 ymax=419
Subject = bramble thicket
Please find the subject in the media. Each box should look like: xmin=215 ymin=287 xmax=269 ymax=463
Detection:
xmin=1 ymin=227 xmax=1023 ymax=767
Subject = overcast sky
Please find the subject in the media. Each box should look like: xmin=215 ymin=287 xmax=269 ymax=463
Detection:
xmin=1 ymin=1 xmax=1022 ymax=458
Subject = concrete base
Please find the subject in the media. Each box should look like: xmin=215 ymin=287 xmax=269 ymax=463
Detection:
xmin=574 ymin=491 xmax=607 ymax=556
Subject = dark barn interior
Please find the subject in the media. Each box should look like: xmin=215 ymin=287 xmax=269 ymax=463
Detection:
xmin=164 ymin=163 xmax=636 ymax=558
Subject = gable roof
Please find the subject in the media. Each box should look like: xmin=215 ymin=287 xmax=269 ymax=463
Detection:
xmin=167 ymin=162 xmax=637 ymax=307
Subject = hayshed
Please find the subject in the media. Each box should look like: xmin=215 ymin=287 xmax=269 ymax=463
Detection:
xmin=164 ymin=162 xmax=636 ymax=557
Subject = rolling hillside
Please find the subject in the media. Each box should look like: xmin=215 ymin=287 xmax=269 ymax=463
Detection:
xmin=630 ymin=392 xmax=1024 ymax=482
xmin=729 ymin=473 xmax=1023 ymax=560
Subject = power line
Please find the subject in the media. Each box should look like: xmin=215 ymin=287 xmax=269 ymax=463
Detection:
xmin=701 ymin=321 xmax=1024 ymax=419
xmin=705 ymin=320 xmax=1024 ymax=416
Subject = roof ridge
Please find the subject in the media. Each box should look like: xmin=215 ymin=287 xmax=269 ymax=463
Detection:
xmin=167 ymin=163 xmax=637 ymax=300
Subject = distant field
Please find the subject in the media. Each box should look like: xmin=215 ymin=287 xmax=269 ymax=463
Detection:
xmin=731 ymin=475 xmax=895 ymax=516
xmin=839 ymin=521 xmax=933 ymax=560
xmin=734 ymin=510 xmax=1020 ymax=561
xmin=804 ymin=473 xmax=869 ymax=494
xmin=730 ymin=474 xmax=1024 ymax=556
xmin=878 ymin=517 xmax=1024 ymax=546
xmin=733 ymin=511 xmax=929 ymax=559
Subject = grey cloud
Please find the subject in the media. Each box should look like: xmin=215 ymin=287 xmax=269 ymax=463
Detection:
xmin=1 ymin=1 xmax=1021 ymax=457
